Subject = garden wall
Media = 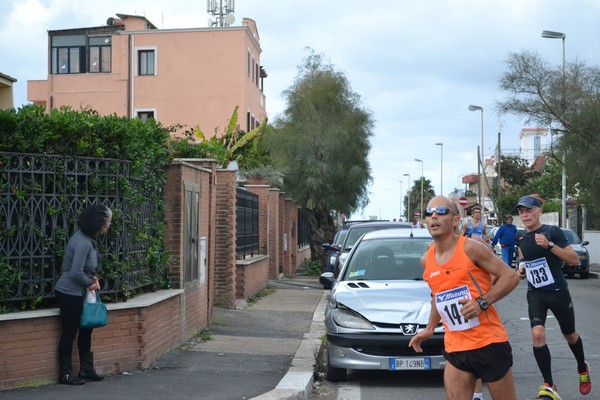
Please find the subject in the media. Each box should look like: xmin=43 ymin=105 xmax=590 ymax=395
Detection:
xmin=0 ymin=290 xmax=193 ymax=389
xmin=0 ymin=159 xmax=307 ymax=390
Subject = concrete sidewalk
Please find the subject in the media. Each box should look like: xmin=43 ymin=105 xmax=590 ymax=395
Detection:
xmin=0 ymin=274 xmax=327 ymax=400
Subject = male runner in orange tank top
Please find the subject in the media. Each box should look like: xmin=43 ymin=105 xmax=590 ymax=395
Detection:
xmin=409 ymin=196 xmax=519 ymax=400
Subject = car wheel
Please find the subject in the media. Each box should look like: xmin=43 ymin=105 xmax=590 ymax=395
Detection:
xmin=565 ymin=273 xmax=574 ymax=279
xmin=326 ymin=352 xmax=347 ymax=382
xmin=580 ymin=271 xmax=590 ymax=279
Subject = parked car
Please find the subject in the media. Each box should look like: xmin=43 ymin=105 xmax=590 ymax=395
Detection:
xmin=319 ymin=228 xmax=445 ymax=381
xmin=321 ymin=220 xmax=389 ymax=273
xmin=327 ymin=221 xmax=412 ymax=281
xmin=561 ymin=228 xmax=590 ymax=279
xmin=322 ymin=225 xmax=350 ymax=273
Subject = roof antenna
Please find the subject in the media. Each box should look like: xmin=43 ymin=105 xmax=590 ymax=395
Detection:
xmin=207 ymin=0 xmax=235 ymax=27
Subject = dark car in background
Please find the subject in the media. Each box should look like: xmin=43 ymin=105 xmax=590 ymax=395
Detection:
xmin=561 ymin=228 xmax=590 ymax=279
xmin=321 ymin=220 xmax=383 ymax=273
xmin=327 ymin=221 xmax=412 ymax=281
xmin=322 ymin=225 xmax=350 ymax=273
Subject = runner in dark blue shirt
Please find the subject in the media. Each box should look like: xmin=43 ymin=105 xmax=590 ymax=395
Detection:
xmin=515 ymin=195 xmax=591 ymax=399
xmin=491 ymin=215 xmax=517 ymax=267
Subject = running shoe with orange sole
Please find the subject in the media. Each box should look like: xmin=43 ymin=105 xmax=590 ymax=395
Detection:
xmin=579 ymin=361 xmax=592 ymax=395
xmin=536 ymin=383 xmax=562 ymax=400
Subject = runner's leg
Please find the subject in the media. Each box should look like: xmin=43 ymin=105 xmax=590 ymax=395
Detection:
xmin=486 ymin=369 xmax=517 ymax=400
xmin=444 ymin=361 xmax=476 ymax=400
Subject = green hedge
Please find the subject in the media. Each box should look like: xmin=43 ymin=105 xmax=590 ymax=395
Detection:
xmin=0 ymin=105 xmax=172 ymax=312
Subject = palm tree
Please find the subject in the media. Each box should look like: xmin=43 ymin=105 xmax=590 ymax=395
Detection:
xmin=404 ymin=178 xmax=436 ymax=220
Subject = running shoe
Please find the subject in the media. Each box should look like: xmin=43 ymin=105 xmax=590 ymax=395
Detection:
xmin=536 ymin=383 xmax=562 ymax=400
xmin=579 ymin=361 xmax=592 ymax=395
xmin=472 ymin=396 xmax=483 ymax=400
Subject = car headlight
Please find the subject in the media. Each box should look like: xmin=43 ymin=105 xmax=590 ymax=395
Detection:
xmin=332 ymin=308 xmax=375 ymax=330
xmin=577 ymin=251 xmax=589 ymax=259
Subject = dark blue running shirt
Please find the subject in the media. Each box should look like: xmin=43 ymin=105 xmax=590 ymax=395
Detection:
xmin=516 ymin=224 xmax=569 ymax=290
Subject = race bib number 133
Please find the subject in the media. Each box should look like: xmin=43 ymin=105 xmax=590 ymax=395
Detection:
xmin=524 ymin=258 xmax=555 ymax=288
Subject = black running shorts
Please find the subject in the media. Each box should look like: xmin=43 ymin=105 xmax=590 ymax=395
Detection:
xmin=527 ymin=287 xmax=576 ymax=335
xmin=443 ymin=342 xmax=513 ymax=383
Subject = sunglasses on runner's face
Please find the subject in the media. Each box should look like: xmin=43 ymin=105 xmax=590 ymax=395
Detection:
xmin=424 ymin=206 xmax=451 ymax=216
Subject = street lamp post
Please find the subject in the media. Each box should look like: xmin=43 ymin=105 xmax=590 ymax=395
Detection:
xmin=403 ymin=173 xmax=411 ymax=220
xmin=435 ymin=142 xmax=443 ymax=195
xmin=542 ymin=30 xmax=567 ymax=228
xmin=468 ymin=105 xmax=484 ymax=206
xmin=414 ymin=159 xmax=424 ymax=221
xmin=398 ymin=180 xmax=403 ymax=221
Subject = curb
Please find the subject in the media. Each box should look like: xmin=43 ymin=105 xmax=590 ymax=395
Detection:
xmin=250 ymin=290 xmax=328 ymax=400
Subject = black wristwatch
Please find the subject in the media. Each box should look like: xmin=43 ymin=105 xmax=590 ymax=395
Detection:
xmin=548 ymin=241 xmax=555 ymax=250
xmin=476 ymin=297 xmax=489 ymax=311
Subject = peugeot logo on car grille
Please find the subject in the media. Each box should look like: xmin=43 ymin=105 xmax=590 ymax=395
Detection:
xmin=398 ymin=323 xmax=418 ymax=334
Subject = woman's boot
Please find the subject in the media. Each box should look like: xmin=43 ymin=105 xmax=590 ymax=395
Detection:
xmin=59 ymin=357 xmax=85 ymax=385
xmin=78 ymin=352 xmax=104 ymax=381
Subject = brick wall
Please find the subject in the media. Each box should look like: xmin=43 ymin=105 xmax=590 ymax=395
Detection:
xmin=268 ymin=189 xmax=281 ymax=278
xmin=0 ymin=290 xmax=189 ymax=390
xmin=0 ymin=161 xmax=306 ymax=390
xmin=164 ymin=160 xmax=214 ymax=325
xmin=213 ymin=168 xmax=237 ymax=306
xmin=283 ymin=199 xmax=297 ymax=275
xmin=164 ymin=165 xmax=184 ymax=285
xmin=235 ymin=255 xmax=269 ymax=299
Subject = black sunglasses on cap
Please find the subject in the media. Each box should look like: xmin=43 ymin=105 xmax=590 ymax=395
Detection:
xmin=424 ymin=206 xmax=451 ymax=216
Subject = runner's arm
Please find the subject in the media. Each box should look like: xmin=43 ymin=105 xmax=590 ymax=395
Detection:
xmin=465 ymin=239 xmax=519 ymax=306
xmin=409 ymin=297 xmax=441 ymax=353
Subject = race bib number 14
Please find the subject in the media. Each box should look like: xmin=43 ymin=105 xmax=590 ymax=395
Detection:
xmin=435 ymin=285 xmax=480 ymax=332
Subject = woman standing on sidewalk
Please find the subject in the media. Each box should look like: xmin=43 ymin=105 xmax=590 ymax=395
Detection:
xmin=55 ymin=204 xmax=112 ymax=385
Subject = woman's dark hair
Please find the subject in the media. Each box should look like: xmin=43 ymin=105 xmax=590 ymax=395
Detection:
xmin=77 ymin=204 xmax=111 ymax=238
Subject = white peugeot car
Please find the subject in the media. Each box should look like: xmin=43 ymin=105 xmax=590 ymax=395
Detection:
xmin=319 ymin=228 xmax=445 ymax=381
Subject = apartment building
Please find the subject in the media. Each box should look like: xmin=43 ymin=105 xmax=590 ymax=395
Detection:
xmin=0 ymin=72 xmax=17 ymax=110
xmin=27 ymin=13 xmax=267 ymax=136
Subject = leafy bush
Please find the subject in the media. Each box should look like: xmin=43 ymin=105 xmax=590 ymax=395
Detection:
xmin=0 ymin=105 xmax=172 ymax=312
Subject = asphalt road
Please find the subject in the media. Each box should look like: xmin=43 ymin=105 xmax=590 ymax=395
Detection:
xmin=312 ymin=276 xmax=600 ymax=400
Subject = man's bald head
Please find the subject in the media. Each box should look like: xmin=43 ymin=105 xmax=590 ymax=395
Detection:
xmin=427 ymin=196 xmax=459 ymax=215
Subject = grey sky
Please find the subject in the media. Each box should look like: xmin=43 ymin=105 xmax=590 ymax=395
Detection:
xmin=2 ymin=0 xmax=599 ymax=220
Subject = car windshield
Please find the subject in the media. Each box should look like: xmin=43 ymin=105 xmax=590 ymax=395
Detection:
xmin=334 ymin=229 xmax=348 ymax=246
xmin=343 ymin=225 xmax=409 ymax=251
xmin=341 ymin=237 xmax=431 ymax=281
xmin=562 ymin=229 xmax=582 ymax=245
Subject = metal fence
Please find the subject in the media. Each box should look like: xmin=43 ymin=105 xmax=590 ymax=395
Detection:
xmin=235 ymin=187 xmax=259 ymax=258
xmin=297 ymin=210 xmax=309 ymax=247
xmin=0 ymin=152 xmax=163 ymax=308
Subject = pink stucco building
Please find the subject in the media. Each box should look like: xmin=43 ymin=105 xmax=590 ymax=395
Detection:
xmin=27 ymin=13 xmax=267 ymax=136
xmin=0 ymin=72 xmax=17 ymax=110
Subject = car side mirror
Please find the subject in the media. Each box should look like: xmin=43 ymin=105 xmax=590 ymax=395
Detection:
xmin=582 ymin=240 xmax=589 ymax=246
xmin=321 ymin=243 xmax=331 ymax=250
xmin=319 ymin=272 xmax=335 ymax=290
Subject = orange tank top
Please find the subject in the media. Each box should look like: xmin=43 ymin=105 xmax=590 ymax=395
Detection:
xmin=424 ymin=236 xmax=508 ymax=352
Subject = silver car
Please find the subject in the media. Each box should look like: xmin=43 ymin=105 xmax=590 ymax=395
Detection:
xmin=319 ymin=228 xmax=445 ymax=381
